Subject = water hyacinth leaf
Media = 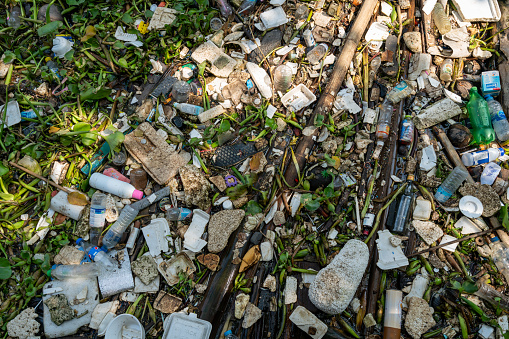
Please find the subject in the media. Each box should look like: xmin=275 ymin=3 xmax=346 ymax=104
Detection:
xmin=73 ymin=122 xmax=91 ymax=132
xmin=103 ymin=129 xmax=125 ymax=154
xmin=118 ymin=58 xmax=128 ymax=68
xmin=81 ymin=26 xmax=97 ymax=42
xmin=122 ymin=13 xmax=133 ymax=24
xmin=0 ymin=258 xmax=12 ymax=280
xmin=67 ymin=0 xmax=85 ymax=5
xmin=0 ymin=163 xmax=8 ymax=177
xmin=37 ymin=21 xmax=63 ymax=36
xmin=245 ymin=200 xmax=262 ymax=215
xmin=80 ymin=87 xmax=112 ymax=101
xmin=219 ymin=119 xmax=230 ymax=133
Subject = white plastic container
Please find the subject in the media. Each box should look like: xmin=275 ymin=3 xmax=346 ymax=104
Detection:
xmin=105 ymin=314 xmax=145 ymax=339
xmin=142 ymin=218 xmax=171 ymax=256
xmin=90 ymin=173 xmax=144 ymax=200
xmin=184 ymin=210 xmax=210 ymax=252
xmin=162 ymin=313 xmax=212 ymax=339
xmin=198 ymin=105 xmax=225 ymax=123
xmin=461 ymin=148 xmax=504 ymax=167
xmin=481 ymin=162 xmax=502 ymax=185
xmin=246 ymin=62 xmax=272 ymax=99
xmin=281 ymin=84 xmax=316 ymax=112
xmin=50 ymin=190 xmax=86 ymax=221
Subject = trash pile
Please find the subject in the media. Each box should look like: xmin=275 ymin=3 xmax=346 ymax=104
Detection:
xmin=3 ymin=0 xmax=509 ymax=338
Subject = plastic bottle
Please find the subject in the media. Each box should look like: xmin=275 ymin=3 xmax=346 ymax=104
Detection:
xmin=467 ymin=87 xmax=496 ymax=146
xmin=369 ymin=56 xmax=381 ymax=88
xmin=171 ymin=80 xmax=191 ymax=103
xmin=76 ymin=238 xmax=117 ymax=270
xmin=307 ymin=43 xmax=328 ymax=65
xmin=89 ymin=192 xmax=107 ymax=246
xmin=216 ymin=0 xmax=233 ymax=17
xmin=302 ymin=29 xmax=315 ymax=47
xmin=461 ymin=147 xmax=504 ymax=166
xmin=7 ymin=6 xmax=21 ymax=29
xmin=434 ymin=166 xmax=469 ymax=203
xmin=198 ymin=105 xmax=226 ymax=123
xmin=101 ymin=186 xmax=172 ymax=249
xmin=173 ymin=103 xmax=204 ymax=116
xmin=485 ymin=95 xmax=509 ymax=145
xmin=273 ymin=65 xmax=293 ymax=92
xmin=49 ymin=263 xmax=100 ymax=280
xmin=376 ymin=100 xmax=394 ymax=141
xmin=440 ymin=59 xmax=454 ymax=82
xmin=224 ymin=330 xmax=238 ymax=339
xmin=237 ymin=0 xmax=256 ymax=15
xmin=481 ymin=162 xmax=501 ymax=185
xmin=126 ymin=221 xmax=141 ymax=249
xmin=490 ymin=236 xmax=509 ymax=284
xmin=384 ymin=290 xmax=403 ymax=339
xmin=399 ymin=116 xmax=414 ymax=145
xmin=432 ymin=2 xmax=451 ymax=35
xmin=103 ymin=167 xmax=130 ymax=183
xmin=89 ymin=173 xmax=144 ymax=200
xmin=391 ymin=185 xmax=413 ymax=233
xmin=112 ymin=151 xmax=127 ymax=166
xmin=475 ymin=280 xmax=509 ymax=310
xmin=386 ymin=80 xmax=416 ymax=104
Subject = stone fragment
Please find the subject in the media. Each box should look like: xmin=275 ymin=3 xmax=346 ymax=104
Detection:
xmin=7 ymin=308 xmax=40 ymax=338
xmin=197 ymin=253 xmax=220 ymax=271
xmin=180 ymin=165 xmax=212 ymax=210
xmin=309 ymin=240 xmax=369 ymax=314
xmin=289 ymin=306 xmax=328 ymax=339
xmin=153 ymin=291 xmax=182 ymax=313
xmin=195 ymin=284 xmax=207 ymax=294
xmin=209 ymin=175 xmax=227 ymax=192
xmin=235 ymin=293 xmax=250 ymax=319
xmin=403 ymin=31 xmax=422 ymax=53
xmin=273 ymin=211 xmax=286 ymax=225
xmin=54 ymin=246 xmax=85 ymax=265
xmin=242 ymin=303 xmax=262 ymax=328
xmin=74 ymin=286 xmax=88 ymax=304
xmin=284 ymin=276 xmax=298 ymax=304
xmin=131 ymin=255 xmax=159 ymax=285
xmin=263 ymin=275 xmax=277 ymax=292
xmin=458 ymin=183 xmax=501 ymax=217
xmin=260 ymin=241 xmax=274 ymax=261
xmin=38 ymin=4 xmax=63 ymax=22
xmin=244 ymin=213 xmax=263 ymax=231
xmin=44 ymin=294 xmax=75 ymax=326
xmin=412 ymin=220 xmax=444 ymax=245
xmin=405 ymin=297 xmax=436 ymax=339
xmin=363 ymin=313 xmax=377 ymax=327
xmin=208 ymin=209 xmax=245 ymax=253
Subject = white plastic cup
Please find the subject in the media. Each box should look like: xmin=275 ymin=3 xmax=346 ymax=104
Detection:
xmin=105 ymin=314 xmax=145 ymax=339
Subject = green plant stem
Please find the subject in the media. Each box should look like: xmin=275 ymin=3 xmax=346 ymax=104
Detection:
xmin=361 ymin=160 xmax=378 ymax=219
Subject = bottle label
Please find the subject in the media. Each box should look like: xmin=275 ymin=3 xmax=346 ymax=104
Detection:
xmin=492 ymin=110 xmax=507 ymax=123
xmin=394 ymin=81 xmax=408 ymax=91
xmin=442 ymin=63 xmax=453 ymax=76
xmin=435 ymin=186 xmax=452 ymax=203
xmin=474 ymin=151 xmax=490 ymax=165
xmin=90 ymin=208 xmax=106 ymax=227
xmin=376 ymin=124 xmax=390 ymax=139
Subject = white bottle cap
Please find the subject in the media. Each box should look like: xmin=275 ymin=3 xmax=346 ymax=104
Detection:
xmin=222 ymin=200 xmax=233 ymax=210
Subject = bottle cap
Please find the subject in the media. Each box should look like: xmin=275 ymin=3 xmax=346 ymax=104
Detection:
xmin=132 ymin=189 xmax=144 ymax=200
xmin=47 ymin=269 xmax=53 ymax=278
xmin=76 ymin=238 xmax=83 ymax=245
xmin=459 ymin=196 xmax=483 ymax=218
xmin=87 ymin=246 xmax=103 ymax=260
xmin=225 ymin=330 xmax=232 ymax=336
xmin=491 ymin=236 xmax=500 ymax=243
xmin=484 ymin=94 xmax=493 ymax=100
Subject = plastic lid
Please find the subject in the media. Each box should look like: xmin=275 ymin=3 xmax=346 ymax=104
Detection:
xmin=224 ymin=330 xmax=232 ymax=336
xmin=132 ymin=189 xmax=144 ymax=200
xmin=484 ymin=94 xmax=493 ymax=100
xmin=459 ymin=196 xmax=483 ymax=219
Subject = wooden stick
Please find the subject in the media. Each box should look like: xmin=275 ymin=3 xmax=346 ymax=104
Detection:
xmin=284 ymin=0 xmax=379 ymax=186
xmin=9 ymin=161 xmax=73 ymax=194
xmin=408 ymin=226 xmax=502 ymax=257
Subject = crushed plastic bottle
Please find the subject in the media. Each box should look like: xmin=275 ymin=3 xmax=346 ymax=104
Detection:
xmin=216 ymin=0 xmax=233 ymax=17
xmin=307 ymin=43 xmax=328 ymax=65
xmin=76 ymin=238 xmax=117 ymax=270
xmin=89 ymin=192 xmax=106 ymax=246
xmin=485 ymin=95 xmax=509 ymax=145
xmin=431 ymin=2 xmax=451 ymax=35
xmin=49 ymin=263 xmax=100 ymax=280
xmin=386 ymin=80 xmax=416 ymax=104
xmin=466 ymin=87 xmax=495 ymax=146
xmin=434 ymin=166 xmax=469 ymax=203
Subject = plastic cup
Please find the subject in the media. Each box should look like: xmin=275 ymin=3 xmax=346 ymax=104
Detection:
xmin=459 ymin=196 xmax=483 ymax=218
xmin=105 ymin=314 xmax=145 ymax=339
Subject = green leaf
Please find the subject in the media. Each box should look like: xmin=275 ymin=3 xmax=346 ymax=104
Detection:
xmin=218 ymin=119 xmax=230 ymax=133
xmin=122 ymin=13 xmax=133 ymax=24
xmin=0 ymin=192 xmax=14 ymax=200
xmin=103 ymin=128 xmax=125 ymax=154
xmin=198 ymin=60 xmax=207 ymax=77
xmin=245 ymin=200 xmax=262 ymax=215
xmin=73 ymin=122 xmax=92 ymax=132
xmin=0 ymin=163 xmax=9 ymax=177
xmin=304 ymin=199 xmax=320 ymax=211
xmin=118 ymin=58 xmax=128 ymax=68
xmin=67 ymin=0 xmax=85 ymax=5
xmin=81 ymin=132 xmax=98 ymax=146
xmin=3 ymin=51 xmax=15 ymax=64
xmin=113 ymin=40 xmax=125 ymax=49
xmin=501 ymin=205 xmax=509 ymax=232
xmin=265 ymin=118 xmax=277 ymax=130
xmin=390 ymin=6 xmax=397 ymax=23
xmin=37 ymin=21 xmax=63 ymax=36
xmin=64 ymin=49 xmax=74 ymax=61
xmin=462 ymin=281 xmax=479 ymax=294
xmin=314 ymin=114 xmax=324 ymax=127
xmin=324 ymin=187 xmax=334 ymax=198
xmin=80 ymin=87 xmax=112 ymax=101
xmin=41 ymin=253 xmax=51 ymax=272
xmin=0 ymin=258 xmax=12 ymax=280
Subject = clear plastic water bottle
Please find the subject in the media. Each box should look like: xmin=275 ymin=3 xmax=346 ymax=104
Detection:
xmin=7 ymin=6 xmax=21 ymax=29
xmin=485 ymin=95 xmax=509 ymax=145
xmin=399 ymin=116 xmax=414 ymax=145
xmin=392 ymin=185 xmax=413 ymax=233
xmin=224 ymin=330 xmax=238 ymax=339
xmin=386 ymin=80 xmax=416 ymax=104
xmin=171 ymin=81 xmax=191 ymax=103
xmin=434 ymin=166 xmax=469 ymax=203
xmin=461 ymin=147 xmax=504 ymax=167
xmin=101 ymin=205 xmax=139 ymax=250
xmin=431 ymin=3 xmax=451 ymax=35
xmin=89 ymin=192 xmax=107 ymax=246
xmin=307 ymin=43 xmax=328 ymax=65
xmin=216 ymin=0 xmax=233 ymax=17
xmin=173 ymin=103 xmax=204 ymax=116
xmin=48 ymin=263 xmax=100 ymax=280
xmin=273 ymin=65 xmax=292 ymax=92
xmin=76 ymin=238 xmax=117 ymax=270
xmin=490 ymin=236 xmax=509 ymax=284
xmin=440 ymin=59 xmax=453 ymax=82
xmin=376 ymin=100 xmax=394 ymax=141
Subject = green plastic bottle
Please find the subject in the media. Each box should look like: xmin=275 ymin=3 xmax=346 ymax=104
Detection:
xmin=467 ymin=87 xmax=495 ymax=145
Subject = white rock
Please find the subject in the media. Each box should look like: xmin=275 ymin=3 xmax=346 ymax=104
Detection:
xmin=289 ymin=306 xmax=328 ymax=339
xmin=7 ymin=308 xmax=40 ymax=338
xmin=75 ymin=286 xmax=88 ymax=304
xmin=284 ymin=276 xmax=298 ymax=304
xmin=260 ymin=241 xmax=273 ymax=262
xmin=242 ymin=303 xmax=262 ymax=328
xmin=263 ymin=275 xmax=277 ymax=292
xmin=235 ymin=293 xmax=250 ymax=319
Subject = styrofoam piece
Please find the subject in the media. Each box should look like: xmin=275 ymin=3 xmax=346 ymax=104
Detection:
xmin=246 ymin=62 xmax=272 ymax=98
xmin=90 ymin=301 xmax=118 ymax=330
xmin=0 ymin=100 xmax=21 ymax=127
xmin=301 ymin=269 xmax=317 ymax=285
xmin=105 ymin=314 xmax=145 ymax=339
xmin=420 ymin=145 xmax=437 ymax=172
xmin=162 ymin=312 xmax=212 ymax=339
xmin=42 ymin=277 xmax=99 ymax=338
xmin=451 ymin=0 xmax=500 ymax=22
xmin=157 ymin=253 xmax=196 ymax=286
xmin=421 ymin=0 xmax=437 ymax=15
xmin=115 ymin=26 xmax=138 ymax=42
xmin=479 ymin=324 xmax=495 ymax=339
xmin=191 ymin=41 xmax=236 ymax=78
xmin=290 ymin=193 xmax=301 ymax=217
xmin=289 ymin=306 xmax=327 ymax=339
xmin=134 ymin=275 xmax=160 ymax=293
xmin=413 ymin=197 xmax=432 ymax=220
xmin=459 ymin=196 xmax=483 ymax=218
xmin=455 ymin=216 xmax=482 ymax=234
xmin=439 ymin=234 xmax=459 ymax=252
xmin=364 ymin=22 xmax=389 ymax=52
xmin=97 ymin=248 xmax=134 ymax=297
xmin=142 ymin=218 xmax=171 ymax=257
xmin=334 ymin=88 xmax=362 ymax=114
xmin=381 ymin=1 xmax=393 ymax=15
xmin=50 ymin=190 xmax=86 ymax=221
xmin=403 ymin=273 xmax=429 ymax=307
xmin=98 ymin=311 xmax=116 ymax=336
xmin=147 ymin=7 xmax=178 ymax=30
xmin=266 ymin=104 xmax=277 ymax=118
xmin=281 ymin=84 xmax=316 ymax=111
xmin=376 ymin=230 xmax=409 ymax=270
xmin=184 ymin=209 xmax=210 ymax=252
xmin=259 ymin=7 xmax=289 ymax=30
xmin=270 ymin=0 xmax=285 ymax=5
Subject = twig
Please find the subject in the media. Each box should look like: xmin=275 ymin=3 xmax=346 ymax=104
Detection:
xmin=361 ymin=159 xmax=378 ymax=219
xmin=9 ymin=162 xmax=73 ymax=194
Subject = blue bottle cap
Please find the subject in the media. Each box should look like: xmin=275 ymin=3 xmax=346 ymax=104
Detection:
xmin=87 ymin=246 xmax=104 ymax=260
xmin=484 ymin=94 xmax=493 ymax=100
xmin=224 ymin=330 xmax=232 ymax=336
xmin=76 ymin=238 xmax=83 ymax=245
